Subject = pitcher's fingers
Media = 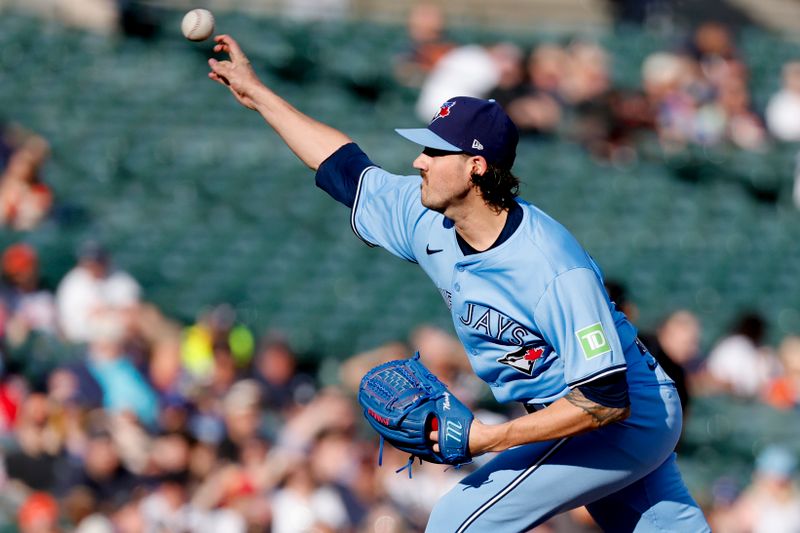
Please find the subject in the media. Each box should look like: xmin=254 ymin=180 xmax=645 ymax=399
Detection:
xmin=208 ymin=58 xmax=232 ymax=75
xmin=208 ymin=71 xmax=230 ymax=86
xmin=218 ymin=34 xmax=247 ymax=62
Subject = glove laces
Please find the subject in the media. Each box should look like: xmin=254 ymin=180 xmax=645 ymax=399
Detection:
xmin=376 ymin=437 xmax=419 ymax=479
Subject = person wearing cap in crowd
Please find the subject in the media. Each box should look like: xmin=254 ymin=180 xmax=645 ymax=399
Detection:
xmin=18 ymin=492 xmax=60 ymax=533
xmin=207 ymin=34 xmax=709 ymax=531
xmin=55 ymin=241 xmax=141 ymax=344
xmin=0 ymin=244 xmax=62 ymax=390
xmin=0 ymin=243 xmax=58 ymax=343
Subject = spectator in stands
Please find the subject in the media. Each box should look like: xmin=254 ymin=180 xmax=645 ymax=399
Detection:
xmin=415 ymin=43 xmax=506 ymax=121
xmin=217 ymin=379 xmax=264 ymax=463
xmin=409 ymin=324 xmax=486 ymax=407
xmin=0 ymin=242 xmax=64 ymax=387
xmin=705 ymin=312 xmax=780 ymax=398
xmin=766 ymin=61 xmax=800 ymax=142
xmin=562 ymin=42 xmax=655 ymax=160
xmin=0 ymin=373 xmax=25 ymax=431
xmin=763 ymin=335 xmax=800 ymax=410
xmin=705 ymin=476 xmax=744 ymax=533
xmin=603 ymin=280 xmax=639 ymax=324
xmin=641 ymin=51 xmax=698 ymax=150
xmin=393 ymin=3 xmax=455 ymax=89
xmin=562 ymin=41 xmax=611 ymax=107
xmin=729 ymin=445 xmax=800 ymax=533
xmin=339 ymin=340 xmax=411 ymax=393
xmin=139 ymin=469 xmax=247 ymax=533
xmin=18 ymin=492 xmax=60 ymax=533
xmin=181 ymin=304 xmax=254 ymax=383
xmin=642 ymin=26 xmax=765 ymax=153
xmin=309 ymin=428 xmax=375 ymax=527
xmin=0 ymin=244 xmax=59 ymax=377
xmin=641 ymin=310 xmax=702 ymax=414
xmin=271 ymin=459 xmax=350 ymax=533
xmin=276 ymin=387 xmax=358 ymax=474
xmin=3 ymin=392 xmax=67 ymax=493
xmin=688 ymin=22 xmax=739 ymax=68
xmin=46 ymin=0 xmax=120 ymax=35
xmin=489 ymin=44 xmax=562 ymax=137
xmin=0 ymin=244 xmax=58 ymax=347
xmin=377 ymin=443 xmax=463 ymax=529
xmin=77 ymin=315 xmax=159 ymax=427
xmin=715 ymin=65 xmax=767 ymax=151
xmin=0 ymin=133 xmax=52 ymax=231
xmin=55 ymin=241 xmax=141 ymax=345
xmin=59 ymin=427 xmax=140 ymax=510
xmin=251 ymin=335 xmax=315 ymax=414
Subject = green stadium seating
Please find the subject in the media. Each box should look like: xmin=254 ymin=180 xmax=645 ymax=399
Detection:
xmin=0 ymin=10 xmax=799 ymax=349
xmin=2 ymin=8 xmax=800 ymax=506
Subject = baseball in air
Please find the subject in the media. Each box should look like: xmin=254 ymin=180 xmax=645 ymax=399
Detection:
xmin=181 ymin=9 xmax=215 ymax=41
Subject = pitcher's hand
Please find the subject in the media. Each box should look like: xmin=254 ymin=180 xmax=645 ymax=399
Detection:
xmin=208 ymin=34 xmax=262 ymax=110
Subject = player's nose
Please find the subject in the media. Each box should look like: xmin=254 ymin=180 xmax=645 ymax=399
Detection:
xmin=413 ymin=153 xmax=428 ymax=172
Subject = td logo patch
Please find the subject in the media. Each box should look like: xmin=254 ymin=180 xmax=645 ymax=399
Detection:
xmin=576 ymin=323 xmax=610 ymax=359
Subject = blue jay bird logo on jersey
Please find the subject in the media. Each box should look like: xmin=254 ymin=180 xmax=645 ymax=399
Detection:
xmin=431 ymin=101 xmax=456 ymax=122
xmin=497 ymin=342 xmax=551 ymax=376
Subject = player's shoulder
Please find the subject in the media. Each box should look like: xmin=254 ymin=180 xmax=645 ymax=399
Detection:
xmin=517 ymin=199 xmax=594 ymax=274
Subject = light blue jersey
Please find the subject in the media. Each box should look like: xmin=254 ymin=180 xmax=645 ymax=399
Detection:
xmin=317 ymin=143 xmax=709 ymax=532
xmin=352 ymin=166 xmax=669 ymax=405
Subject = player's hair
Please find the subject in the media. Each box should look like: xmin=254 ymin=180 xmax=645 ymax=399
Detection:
xmin=471 ymin=164 xmax=520 ymax=212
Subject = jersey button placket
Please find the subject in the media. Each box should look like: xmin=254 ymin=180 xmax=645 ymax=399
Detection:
xmin=454 ymin=263 xmax=466 ymax=293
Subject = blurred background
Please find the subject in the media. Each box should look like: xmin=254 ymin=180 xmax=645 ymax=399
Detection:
xmin=1 ymin=0 xmax=800 ymax=531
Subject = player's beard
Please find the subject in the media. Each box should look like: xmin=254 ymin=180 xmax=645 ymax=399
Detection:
xmin=419 ymin=173 xmax=445 ymax=213
xmin=420 ymin=172 xmax=471 ymax=214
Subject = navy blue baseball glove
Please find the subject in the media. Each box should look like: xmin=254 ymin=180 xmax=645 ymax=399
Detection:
xmin=358 ymin=353 xmax=473 ymax=474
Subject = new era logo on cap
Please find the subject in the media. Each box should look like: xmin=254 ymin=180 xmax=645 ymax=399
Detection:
xmin=395 ymin=96 xmax=519 ymax=170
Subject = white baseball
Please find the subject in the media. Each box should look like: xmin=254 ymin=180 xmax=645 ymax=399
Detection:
xmin=181 ymin=9 xmax=215 ymax=41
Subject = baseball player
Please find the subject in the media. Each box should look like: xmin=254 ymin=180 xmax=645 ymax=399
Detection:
xmin=208 ymin=35 xmax=710 ymax=532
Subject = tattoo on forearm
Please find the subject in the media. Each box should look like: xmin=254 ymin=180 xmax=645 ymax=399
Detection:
xmin=564 ymin=388 xmax=630 ymax=427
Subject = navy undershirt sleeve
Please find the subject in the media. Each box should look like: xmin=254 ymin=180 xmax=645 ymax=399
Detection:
xmin=315 ymin=143 xmax=377 ymax=208
xmin=576 ymin=371 xmax=630 ymax=408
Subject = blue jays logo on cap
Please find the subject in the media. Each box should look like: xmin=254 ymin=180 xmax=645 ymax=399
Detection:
xmin=395 ymin=96 xmax=519 ymax=170
xmin=431 ymin=101 xmax=456 ymax=123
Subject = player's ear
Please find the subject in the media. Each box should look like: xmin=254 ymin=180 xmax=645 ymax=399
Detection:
xmin=468 ymin=155 xmax=488 ymax=177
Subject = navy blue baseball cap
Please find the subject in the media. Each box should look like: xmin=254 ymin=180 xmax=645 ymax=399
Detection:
xmin=396 ymin=96 xmax=519 ymax=170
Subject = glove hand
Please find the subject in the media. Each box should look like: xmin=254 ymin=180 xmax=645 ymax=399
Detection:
xmin=429 ymin=418 xmax=504 ymax=455
xmin=359 ymin=353 xmax=473 ymax=467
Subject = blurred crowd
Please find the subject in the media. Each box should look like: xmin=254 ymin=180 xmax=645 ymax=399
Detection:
xmin=2 ymin=3 xmax=800 ymax=533
xmin=396 ymin=4 xmax=800 ymax=173
xmin=0 ymin=125 xmax=52 ymax=232
xmin=2 ymin=241 xmax=800 ymax=532
xmin=609 ymin=282 xmax=800 ymax=533
xmin=0 ymin=238 xmax=485 ymax=532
